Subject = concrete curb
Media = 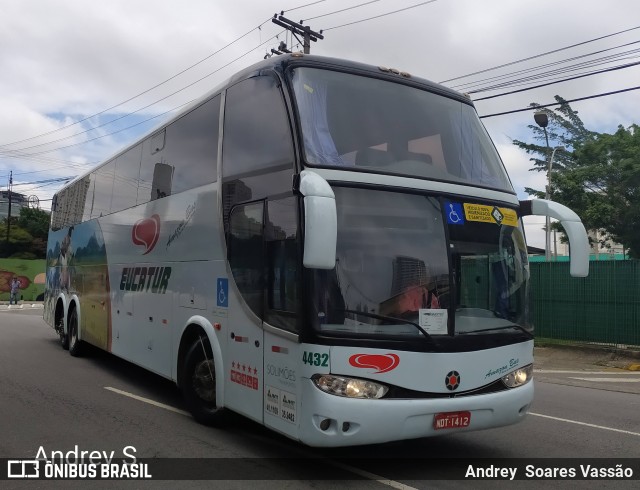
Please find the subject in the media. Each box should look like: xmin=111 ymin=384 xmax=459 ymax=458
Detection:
xmin=535 ymin=340 xmax=640 ymax=359
xmin=0 ymin=303 xmax=44 ymax=310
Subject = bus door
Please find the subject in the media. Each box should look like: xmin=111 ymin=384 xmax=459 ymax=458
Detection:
xmin=226 ymin=201 xmax=265 ymax=423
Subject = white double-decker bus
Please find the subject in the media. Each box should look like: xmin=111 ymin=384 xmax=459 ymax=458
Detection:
xmin=45 ymin=54 xmax=589 ymax=447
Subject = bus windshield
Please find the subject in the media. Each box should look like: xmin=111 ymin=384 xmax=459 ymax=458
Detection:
xmin=307 ymin=187 xmax=531 ymax=339
xmin=291 ymin=67 xmax=512 ymax=192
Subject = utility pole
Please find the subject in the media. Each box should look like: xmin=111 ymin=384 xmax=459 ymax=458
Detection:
xmin=271 ymin=13 xmax=324 ymax=54
xmin=6 ymin=171 xmax=12 ymax=243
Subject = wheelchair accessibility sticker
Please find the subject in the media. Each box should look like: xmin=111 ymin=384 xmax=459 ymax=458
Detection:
xmin=217 ymin=278 xmax=228 ymax=307
xmin=446 ymin=201 xmax=518 ymax=227
xmin=445 ymin=201 xmax=465 ymax=225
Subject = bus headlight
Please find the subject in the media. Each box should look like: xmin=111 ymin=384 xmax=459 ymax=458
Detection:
xmin=312 ymin=374 xmax=388 ymax=399
xmin=501 ymin=364 xmax=533 ymax=388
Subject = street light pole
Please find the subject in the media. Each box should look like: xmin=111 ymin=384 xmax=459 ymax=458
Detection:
xmin=534 ymin=112 xmax=553 ymax=261
xmin=546 ymin=146 xmax=564 ymax=259
xmin=534 ymin=112 xmax=567 ymax=261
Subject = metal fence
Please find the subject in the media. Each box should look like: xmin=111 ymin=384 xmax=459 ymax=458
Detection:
xmin=530 ymin=260 xmax=640 ymax=347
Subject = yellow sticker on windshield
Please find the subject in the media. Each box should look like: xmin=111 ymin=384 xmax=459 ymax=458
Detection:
xmin=463 ymin=203 xmax=518 ymax=227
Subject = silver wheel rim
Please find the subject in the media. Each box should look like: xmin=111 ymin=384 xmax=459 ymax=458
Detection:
xmin=192 ymin=360 xmax=215 ymax=403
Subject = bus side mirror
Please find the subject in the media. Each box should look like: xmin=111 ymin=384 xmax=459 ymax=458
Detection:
xmin=299 ymin=170 xmax=337 ymax=269
xmin=519 ymin=199 xmax=589 ymax=277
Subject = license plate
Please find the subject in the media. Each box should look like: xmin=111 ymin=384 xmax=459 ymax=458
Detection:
xmin=433 ymin=411 xmax=471 ymax=430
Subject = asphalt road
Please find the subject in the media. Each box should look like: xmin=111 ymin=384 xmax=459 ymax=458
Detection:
xmin=1 ymin=309 xmax=638 ymax=489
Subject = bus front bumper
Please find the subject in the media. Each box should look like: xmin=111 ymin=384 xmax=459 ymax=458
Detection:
xmin=298 ymin=378 xmax=534 ymax=447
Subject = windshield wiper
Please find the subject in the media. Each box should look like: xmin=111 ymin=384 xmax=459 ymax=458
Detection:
xmin=340 ymin=309 xmax=434 ymax=342
xmin=458 ymin=324 xmax=531 ymax=335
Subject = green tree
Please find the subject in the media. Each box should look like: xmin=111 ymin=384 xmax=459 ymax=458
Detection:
xmin=1 ymin=207 xmax=50 ymax=258
xmin=561 ymin=125 xmax=640 ymax=257
xmin=0 ymin=223 xmax=35 ymax=258
xmin=513 ymin=96 xmax=597 ymax=186
xmin=513 ymin=96 xmax=640 ymax=257
xmin=17 ymin=207 xmax=50 ymax=241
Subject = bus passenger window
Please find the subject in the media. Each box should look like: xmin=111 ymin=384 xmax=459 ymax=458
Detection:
xmin=228 ymin=201 xmax=265 ymax=320
xmin=265 ymin=197 xmax=299 ymax=332
xmin=222 ymin=76 xmax=293 ymax=178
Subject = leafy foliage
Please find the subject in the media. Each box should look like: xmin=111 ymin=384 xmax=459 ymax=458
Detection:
xmin=1 ymin=207 xmax=50 ymax=258
xmin=513 ymin=97 xmax=640 ymax=257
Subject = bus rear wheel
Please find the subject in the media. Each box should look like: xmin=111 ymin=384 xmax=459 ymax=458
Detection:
xmin=181 ymin=337 xmax=225 ymax=426
xmin=68 ymin=308 xmax=83 ymax=357
xmin=57 ymin=315 xmax=69 ymax=350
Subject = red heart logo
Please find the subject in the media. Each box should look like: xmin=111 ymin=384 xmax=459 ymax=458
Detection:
xmin=348 ymin=353 xmax=400 ymax=374
xmin=132 ymin=214 xmax=160 ymax=254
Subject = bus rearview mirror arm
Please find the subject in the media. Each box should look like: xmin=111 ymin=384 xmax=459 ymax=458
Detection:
xmin=519 ymin=199 xmax=589 ymax=277
xmin=299 ymin=170 xmax=337 ymax=269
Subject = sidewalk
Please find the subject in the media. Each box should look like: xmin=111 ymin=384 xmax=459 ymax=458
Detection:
xmin=0 ymin=301 xmax=44 ymax=310
xmin=534 ymin=344 xmax=640 ymax=371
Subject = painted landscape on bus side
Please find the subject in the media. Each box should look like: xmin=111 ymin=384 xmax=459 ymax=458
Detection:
xmin=45 ymin=220 xmax=112 ymax=351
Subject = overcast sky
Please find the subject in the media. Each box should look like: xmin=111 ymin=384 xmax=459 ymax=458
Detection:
xmin=1 ymin=0 xmax=639 ymax=249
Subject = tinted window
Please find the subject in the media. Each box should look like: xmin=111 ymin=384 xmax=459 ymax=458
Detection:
xmin=51 ymin=176 xmax=92 ymax=230
xmin=292 ymin=68 xmax=512 ymax=191
xmin=265 ymin=197 xmax=299 ymax=332
xmin=138 ymin=96 xmax=220 ymax=204
xmin=112 ymin=144 xmax=142 ymax=213
xmin=82 ymin=173 xmax=95 ymax=222
xmin=51 ymin=189 xmax=66 ymax=231
xmin=222 ymin=76 xmax=294 ymax=233
xmin=139 ymin=131 xmax=163 ymax=204
xmin=229 ymin=201 xmax=264 ymax=319
xmin=92 ymin=161 xmax=115 ymax=218
xmin=223 ymin=76 xmax=293 ymax=179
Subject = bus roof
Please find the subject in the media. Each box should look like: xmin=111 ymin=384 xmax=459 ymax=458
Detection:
xmin=59 ymin=54 xmax=473 ymax=193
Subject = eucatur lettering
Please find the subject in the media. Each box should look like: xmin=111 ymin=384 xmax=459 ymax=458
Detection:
xmin=119 ymin=266 xmax=171 ymax=294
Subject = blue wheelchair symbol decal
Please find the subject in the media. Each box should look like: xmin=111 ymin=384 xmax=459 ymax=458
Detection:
xmin=445 ymin=201 xmax=465 ymax=225
xmin=217 ymin=278 xmax=228 ymax=307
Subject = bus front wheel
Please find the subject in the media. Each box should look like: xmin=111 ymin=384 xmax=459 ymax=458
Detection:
xmin=181 ymin=337 xmax=225 ymax=426
xmin=68 ymin=308 xmax=83 ymax=357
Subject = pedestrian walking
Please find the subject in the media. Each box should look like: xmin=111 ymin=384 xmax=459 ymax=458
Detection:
xmin=9 ymin=276 xmax=21 ymax=305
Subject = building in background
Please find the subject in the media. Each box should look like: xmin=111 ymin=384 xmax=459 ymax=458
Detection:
xmin=0 ymin=190 xmax=26 ymax=221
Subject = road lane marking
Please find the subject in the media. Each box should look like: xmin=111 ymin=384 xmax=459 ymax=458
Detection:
xmin=568 ymin=377 xmax=640 ymax=382
xmin=105 ymin=387 xmax=190 ymax=416
xmin=530 ymin=412 xmax=640 ymax=437
xmin=535 ymin=370 xmax=638 ymax=374
xmin=105 ymin=386 xmax=415 ymax=488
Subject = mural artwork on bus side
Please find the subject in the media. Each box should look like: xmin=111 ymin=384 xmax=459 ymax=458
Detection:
xmin=45 ymin=220 xmax=112 ymax=351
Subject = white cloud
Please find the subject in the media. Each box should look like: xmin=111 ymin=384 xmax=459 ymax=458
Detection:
xmin=1 ymin=0 xmax=638 ymax=244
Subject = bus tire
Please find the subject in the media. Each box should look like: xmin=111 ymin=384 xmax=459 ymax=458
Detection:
xmin=57 ymin=315 xmax=69 ymax=350
xmin=68 ymin=308 xmax=83 ymax=357
xmin=181 ymin=337 xmax=225 ymax=426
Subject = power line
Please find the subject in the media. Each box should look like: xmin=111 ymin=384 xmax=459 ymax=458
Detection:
xmin=440 ymin=24 xmax=640 ymax=84
xmin=5 ymin=28 xmax=289 ymax=160
xmin=323 ymin=0 xmax=438 ymax=31
xmin=303 ymin=0 xmax=383 ymax=21
xmin=11 ymin=177 xmax=73 ymax=187
xmin=471 ymin=54 xmax=640 ymax=95
xmin=452 ymin=41 xmax=640 ymax=92
xmin=479 ymin=85 xmax=640 ymax=119
xmin=0 ymin=0 xmax=322 ymax=150
xmin=472 ymin=60 xmax=640 ymax=102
